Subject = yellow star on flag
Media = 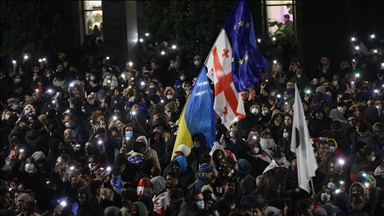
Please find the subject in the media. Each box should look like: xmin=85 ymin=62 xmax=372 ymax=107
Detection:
xmin=238 ymin=59 xmax=243 ymax=65
xmin=238 ymin=20 xmax=243 ymax=27
xmin=231 ymin=57 xmax=235 ymax=62
xmin=234 ymin=24 xmax=237 ymax=30
xmin=245 ymin=55 xmax=249 ymax=61
xmin=245 ymin=22 xmax=250 ymax=28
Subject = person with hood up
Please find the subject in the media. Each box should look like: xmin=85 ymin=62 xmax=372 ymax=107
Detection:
xmin=359 ymin=122 xmax=384 ymax=163
xmin=193 ymin=163 xmax=215 ymax=191
xmin=191 ymin=133 xmax=209 ymax=167
xmin=163 ymin=86 xmax=175 ymax=104
xmin=73 ymin=186 xmax=103 ymax=216
xmin=134 ymin=135 xmax=161 ymax=171
xmin=236 ymin=159 xmax=256 ymax=199
xmin=327 ymin=138 xmax=346 ymax=160
xmin=262 ymin=151 xmax=290 ymax=195
xmin=185 ymin=55 xmax=202 ymax=83
xmin=163 ymin=155 xmax=194 ymax=185
xmin=25 ymin=120 xmax=50 ymax=155
xmin=259 ymin=130 xmax=279 ymax=160
xmin=149 ymin=176 xmax=168 ymax=216
xmin=130 ymin=201 xmax=148 ymax=216
xmin=270 ymin=109 xmax=283 ymax=142
xmin=120 ymin=123 xmax=140 ymax=153
xmin=308 ymin=106 xmax=333 ymax=137
xmin=329 ymin=108 xmax=349 ymax=135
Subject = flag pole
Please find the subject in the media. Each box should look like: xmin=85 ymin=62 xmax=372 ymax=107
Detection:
xmin=310 ymin=178 xmax=315 ymax=195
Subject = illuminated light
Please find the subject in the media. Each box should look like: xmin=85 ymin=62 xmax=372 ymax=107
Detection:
xmin=24 ymin=55 xmax=28 ymax=59
xmin=355 ymin=46 xmax=359 ymax=50
xmin=129 ymin=62 xmax=133 ymax=66
xmin=273 ymin=60 xmax=277 ymax=64
xmin=257 ymin=39 xmax=261 ymax=43
xmin=371 ymin=34 xmax=375 ymax=39
xmin=139 ymin=38 xmax=144 ymax=42
xmin=39 ymin=59 xmax=42 ymax=62
xmin=12 ymin=60 xmax=16 ymax=64
xmin=161 ymin=51 xmax=165 ymax=55
xmin=272 ymin=37 xmax=276 ymax=41
xmin=351 ymin=37 xmax=355 ymax=41
xmin=338 ymin=159 xmax=345 ymax=165
xmin=106 ymin=56 xmax=109 ymax=60
xmin=42 ymin=58 xmax=46 ymax=61
xmin=145 ymin=33 xmax=150 ymax=37
xmin=60 ymin=201 xmax=67 ymax=207
xmin=172 ymin=45 xmax=177 ymax=49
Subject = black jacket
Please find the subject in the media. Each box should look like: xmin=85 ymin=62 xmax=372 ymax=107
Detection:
xmin=25 ymin=129 xmax=50 ymax=154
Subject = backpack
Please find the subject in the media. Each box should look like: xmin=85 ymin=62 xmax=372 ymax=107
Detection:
xmin=187 ymin=179 xmax=203 ymax=193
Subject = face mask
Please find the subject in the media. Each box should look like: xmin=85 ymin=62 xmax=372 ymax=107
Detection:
xmin=88 ymin=163 xmax=95 ymax=169
xmin=180 ymin=76 xmax=185 ymax=81
xmin=90 ymin=76 xmax=95 ymax=81
xmin=283 ymin=132 xmax=289 ymax=138
xmin=65 ymin=122 xmax=71 ymax=128
xmin=320 ymin=137 xmax=328 ymax=141
xmin=4 ymin=114 xmax=10 ymax=120
xmin=125 ymin=131 xmax=133 ymax=138
xmin=33 ymin=76 xmax=37 ymax=81
xmin=170 ymin=63 xmax=174 ymax=68
xmin=59 ymin=164 xmax=66 ymax=171
xmin=15 ymin=78 xmax=21 ymax=83
xmin=25 ymin=163 xmax=35 ymax=172
xmin=164 ymin=138 xmax=169 ymax=143
xmin=326 ymin=91 xmax=332 ymax=96
xmin=166 ymin=95 xmax=173 ymax=100
xmin=296 ymin=74 xmax=302 ymax=78
xmin=333 ymin=81 xmax=338 ymax=86
xmin=337 ymin=107 xmax=344 ymax=113
xmin=229 ymin=131 xmax=235 ymax=138
xmin=217 ymin=155 xmax=223 ymax=159
xmin=327 ymin=182 xmax=335 ymax=190
xmin=88 ymin=99 xmax=95 ymax=105
xmin=251 ymin=108 xmax=258 ymax=115
xmin=99 ymin=125 xmax=105 ymax=129
xmin=196 ymin=200 xmax=205 ymax=210
xmin=12 ymin=104 xmax=19 ymax=110
xmin=279 ymin=157 xmax=287 ymax=166
xmin=328 ymin=146 xmax=335 ymax=153
xmin=82 ymin=109 xmax=86 ymax=113
xmin=194 ymin=141 xmax=200 ymax=148
xmin=194 ymin=61 xmax=200 ymax=66
xmin=283 ymin=96 xmax=288 ymax=100
xmin=86 ymin=77 xmax=89 ymax=81
xmin=321 ymin=193 xmax=331 ymax=203
xmin=251 ymin=147 xmax=259 ymax=154
xmin=85 ymin=147 xmax=91 ymax=155
xmin=46 ymin=74 xmax=51 ymax=78
xmin=262 ymin=110 xmax=268 ymax=115
xmin=230 ymin=204 xmax=236 ymax=209
xmin=19 ymin=71 xmax=23 ymax=75
xmin=371 ymin=156 xmax=376 ymax=162
xmin=106 ymin=75 xmax=111 ymax=79
xmin=34 ymin=70 xmax=39 ymax=73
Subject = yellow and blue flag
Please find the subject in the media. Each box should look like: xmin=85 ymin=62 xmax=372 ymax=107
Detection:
xmin=223 ymin=0 xmax=267 ymax=92
xmin=172 ymin=66 xmax=216 ymax=156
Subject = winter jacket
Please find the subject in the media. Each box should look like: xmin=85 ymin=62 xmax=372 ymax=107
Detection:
xmin=25 ymin=130 xmax=50 ymax=155
xmin=178 ymin=201 xmax=196 ymax=216
xmin=359 ymin=130 xmax=384 ymax=160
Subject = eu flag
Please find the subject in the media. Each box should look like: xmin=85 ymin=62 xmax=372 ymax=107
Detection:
xmin=223 ymin=0 xmax=267 ymax=92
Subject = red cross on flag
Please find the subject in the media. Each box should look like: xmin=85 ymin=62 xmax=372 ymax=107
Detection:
xmin=205 ymin=29 xmax=245 ymax=130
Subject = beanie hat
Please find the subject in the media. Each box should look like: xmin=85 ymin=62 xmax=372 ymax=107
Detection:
xmin=315 ymin=86 xmax=326 ymax=95
xmin=32 ymin=151 xmax=45 ymax=161
xmin=165 ymin=102 xmax=176 ymax=112
xmin=199 ymin=163 xmax=213 ymax=173
xmin=284 ymin=88 xmax=294 ymax=95
xmin=150 ymin=176 xmax=166 ymax=195
xmin=176 ymin=144 xmax=191 ymax=157
xmin=98 ymin=90 xmax=106 ymax=99
xmin=32 ymin=120 xmax=43 ymax=130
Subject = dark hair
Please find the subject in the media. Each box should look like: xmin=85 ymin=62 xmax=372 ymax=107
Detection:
xmin=359 ymin=147 xmax=374 ymax=159
xmin=121 ymin=188 xmax=138 ymax=202
xmin=198 ymin=153 xmax=211 ymax=165
xmin=70 ymin=97 xmax=82 ymax=110
xmin=24 ymin=201 xmax=37 ymax=212
xmin=0 ymin=189 xmax=10 ymax=197
xmin=297 ymin=199 xmax=314 ymax=213
xmin=166 ymin=171 xmax=180 ymax=180
xmin=186 ymin=190 xmax=201 ymax=202
xmin=168 ymin=188 xmax=184 ymax=201
xmin=331 ymin=120 xmax=342 ymax=131
xmin=223 ymin=178 xmax=236 ymax=187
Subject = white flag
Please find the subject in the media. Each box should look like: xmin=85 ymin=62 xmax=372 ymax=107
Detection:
xmin=290 ymin=84 xmax=318 ymax=193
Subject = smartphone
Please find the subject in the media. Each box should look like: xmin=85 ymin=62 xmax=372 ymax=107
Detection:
xmin=251 ymin=90 xmax=255 ymax=97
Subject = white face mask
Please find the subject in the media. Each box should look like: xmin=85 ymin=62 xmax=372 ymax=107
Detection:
xmin=196 ymin=200 xmax=205 ymax=209
xmin=371 ymin=156 xmax=376 ymax=162
xmin=46 ymin=74 xmax=51 ymax=78
xmin=229 ymin=131 xmax=235 ymax=138
xmin=296 ymin=74 xmax=302 ymax=78
xmin=33 ymin=76 xmax=37 ymax=81
xmin=106 ymin=75 xmax=111 ymax=79
xmin=4 ymin=114 xmax=10 ymax=120
xmin=333 ymin=81 xmax=338 ymax=86
xmin=90 ymin=76 xmax=95 ymax=81
xmin=170 ymin=63 xmax=174 ymax=68
xmin=251 ymin=108 xmax=258 ymax=115
xmin=283 ymin=132 xmax=289 ymax=138
xmin=194 ymin=61 xmax=200 ymax=66
xmin=88 ymin=99 xmax=95 ymax=105
xmin=283 ymin=96 xmax=288 ymax=100
xmin=262 ymin=110 xmax=268 ymax=115
xmin=329 ymin=146 xmax=335 ymax=153
xmin=279 ymin=157 xmax=287 ymax=166
xmin=251 ymin=147 xmax=259 ymax=154
xmin=166 ymin=95 xmax=172 ymax=100
xmin=321 ymin=193 xmax=331 ymax=202
xmin=180 ymin=76 xmax=185 ymax=81
xmin=65 ymin=122 xmax=71 ymax=128
xmin=337 ymin=107 xmax=344 ymax=113
xmin=327 ymin=182 xmax=335 ymax=190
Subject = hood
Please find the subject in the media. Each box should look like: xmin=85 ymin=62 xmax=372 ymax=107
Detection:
xmin=194 ymin=55 xmax=202 ymax=67
xmin=164 ymin=87 xmax=175 ymax=97
xmin=327 ymin=138 xmax=338 ymax=149
xmin=264 ymin=206 xmax=282 ymax=216
xmin=237 ymin=159 xmax=252 ymax=177
xmin=25 ymin=130 xmax=43 ymax=140
xmin=121 ymin=124 xmax=138 ymax=139
xmin=364 ymin=105 xmax=382 ymax=125
xmin=192 ymin=133 xmax=207 ymax=151
xmin=311 ymin=106 xmax=326 ymax=117
xmin=136 ymin=136 xmax=149 ymax=149
xmin=329 ymin=109 xmax=346 ymax=121
xmin=104 ymin=206 xmax=120 ymax=216
xmin=175 ymin=95 xmax=186 ymax=109
xmin=349 ymin=182 xmax=365 ymax=196
xmin=173 ymin=155 xmax=187 ymax=174
xmin=150 ymin=176 xmax=166 ymax=195
xmin=132 ymin=201 xmax=148 ymax=216
xmin=209 ymin=142 xmax=227 ymax=157
xmin=271 ymin=109 xmax=283 ymax=120
xmin=77 ymin=186 xmax=92 ymax=204
xmin=152 ymin=117 xmax=168 ymax=130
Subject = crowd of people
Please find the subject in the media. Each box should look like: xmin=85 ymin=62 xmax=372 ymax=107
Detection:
xmin=0 ymin=29 xmax=384 ymax=216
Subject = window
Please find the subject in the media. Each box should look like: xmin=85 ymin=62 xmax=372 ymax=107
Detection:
xmin=262 ymin=0 xmax=296 ymax=43
xmin=84 ymin=1 xmax=103 ymax=37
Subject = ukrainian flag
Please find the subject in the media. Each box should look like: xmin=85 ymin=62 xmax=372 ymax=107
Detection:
xmin=172 ymin=66 xmax=216 ymax=157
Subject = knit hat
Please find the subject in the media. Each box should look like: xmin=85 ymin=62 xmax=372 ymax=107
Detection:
xmin=98 ymin=90 xmax=106 ymax=99
xmin=32 ymin=151 xmax=45 ymax=161
xmin=315 ymin=86 xmax=326 ymax=95
xmin=165 ymin=102 xmax=176 ymax=112
xmin=199 ymin=163 xmax=213 ymax=173
xmin=284 ymin=88 xmax=294 ymax=95
xmin=32 ymin=120 xmax=43 ymax=130
xmin=150 ymin=176 xmax=166 ymax=195
xmin=176 ymin=144 xmax=191 ymax=157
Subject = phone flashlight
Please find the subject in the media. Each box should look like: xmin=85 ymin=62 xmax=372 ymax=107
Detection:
xmin=351 ymin=37 xmax=355 ymax=41
xmin=42 ymin=58 xmax=46 ymax=62
xmin=355 ymin=46 xmax=359 ymax=50
xmin=364 ymin=182 xmax=369 ymax=188
xmin=107 ymin=80 xmax=111 ymax=83
xmin=371 ymin=34 xmax=375 ymax=39
xmin=39 ymin=59 xmax=42 ymax=62
xmin=106 ymin=56 xmax=110 ymax=60
xmin=356 ymin=73 xmax=360 ymax=78
xmin=60 ymin=201 xmax=67 ymax=207
xmin=306 ymin=89 xmax=311 ymax=94
xmin=374 ymin=49 xmax=378 ymax=53
xmin=273 ymin=60 xmax=277 ymax=64
xmin=375 ymin=89 xmax=379 ymax=93
xmin=98 ymin=140 xmax=102 ymax=145
xmin=12 ymin=60 xmax=16 ymax=64
xmin=19 ymin=149 xmax=24 ymax=153
xmin=70 ymin=83 xmax=74 ymax=87
xmin=106 ymin=167 xmax=111 ymax=171
xmin=52 ymin=100 xmax=55 ymax=104
xmin=338 ymin=159 xmax=345 ymax=165
xmin=46 ymin=181 xmax=50 ymax=184
xmin=125 ymin=137 xmax=130 ymax=141
xmin=285 ymin=102 xmax=288 ymax=105
xmin=161 ymin=100 xmax=164 ymax=103
xmin=48 ymin=89 xmax=52 ymax=93
xmin=70 ymin=166 xmax=74 ymax=170
xmin=272 ymin=37 xmax=276 ymax=41
xmin=141 ymin=81 xmax=145 ymax=86
xmin=340 ymin=181 xmax=345 ymax=185
xmin=113 ymin=116 xmax=117 ymax=121
xmin=257 ymin=39 xmax=261 ymax=43
xmin=335 ymin=189 xmax=340 ymax=194
xmin=24 ymin=55 xmax=28 ymax=59
xmin=121 ymin=74 xmax=125 ymax=78
xmin=129 ymin=62 xmax=133 ymax=66
xmin=132 ymin=111 xmax=136 ymax=116
xmin=277 ymin=94 xmax=281 ymax=98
